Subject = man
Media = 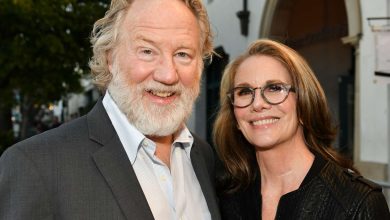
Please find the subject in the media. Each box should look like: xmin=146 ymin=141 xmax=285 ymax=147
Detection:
xmin=0 ymin=0 xmax=220 ymax=219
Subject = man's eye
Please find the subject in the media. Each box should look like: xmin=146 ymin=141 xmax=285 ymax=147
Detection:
xmin=175 ymin=51 xmax=192 ymax=64
xmin=236 ymin=88 xmax=253 ymax=96
xmin=141 ymin=49 xmax=153 ymax=55
xmin=137 ymin=48 xmax=155 ymax=61
xmin=175 ymin=52 xmax=193 ymax=61
xmin=176 ymin=52 xmax=188 ymax=58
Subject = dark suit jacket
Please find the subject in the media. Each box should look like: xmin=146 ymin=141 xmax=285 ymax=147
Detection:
xmin=0 ymin=99 xmax=221 ymax=220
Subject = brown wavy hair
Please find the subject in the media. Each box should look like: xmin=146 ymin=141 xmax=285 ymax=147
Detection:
xmin=213 ymin=39 xmax=357 ymax=192
xmin=89 ymin=0 xmax=214 ymax=91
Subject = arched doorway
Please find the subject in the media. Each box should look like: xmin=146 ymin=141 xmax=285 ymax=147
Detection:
xmin=261 ymin=0 xmax=355 ymax=157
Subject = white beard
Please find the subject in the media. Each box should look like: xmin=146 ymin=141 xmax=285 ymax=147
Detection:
xmin=107 ymin=64 xmax=200 ymax=136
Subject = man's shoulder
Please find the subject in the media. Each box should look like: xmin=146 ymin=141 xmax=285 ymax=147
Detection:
xmin=191 ymin=132 xmax=211 ymax=147
xmin=191 ymin=132 xmax=215 ymax=155
xmin=190 ymin=132 xmax=216 ymax=167
xmin=5 ymin=115 xmax=90 ymax=156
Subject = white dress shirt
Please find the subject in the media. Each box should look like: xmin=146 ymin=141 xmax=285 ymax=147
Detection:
xmin=102 ymin=92 xmax=211 ymax=220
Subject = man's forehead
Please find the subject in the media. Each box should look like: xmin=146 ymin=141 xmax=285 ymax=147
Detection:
xmin=121 ymin=0 xmax=200 ymax=41
xmin=127 ymin=0 xmax=194 ymax=21
xmin=125 ymin=0 xmax=198 ymax=29
xmin=116 ymin=0 xmax=202 ymax=50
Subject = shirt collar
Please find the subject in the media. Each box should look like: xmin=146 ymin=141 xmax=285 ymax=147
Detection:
xmin=173 ymin=126 xmax=194 ymax=157
xmin=102 ymin=92 xmax=145 ymax=164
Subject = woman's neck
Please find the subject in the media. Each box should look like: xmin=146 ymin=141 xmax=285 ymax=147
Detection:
xmin=256 ymin=138 xmax=314 ymax=194
xmin=257 ymin=138 xmax=314 ymax=220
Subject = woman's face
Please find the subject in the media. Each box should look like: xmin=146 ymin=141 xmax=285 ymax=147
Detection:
xmin=233 ymin=55 xmax=302 ymax=150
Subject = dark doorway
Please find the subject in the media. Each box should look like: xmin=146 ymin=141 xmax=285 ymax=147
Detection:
xmin=267 ymin=0 xmax=355 ymax=156
xmin=204 ymin=46 xmax=229 ymax=144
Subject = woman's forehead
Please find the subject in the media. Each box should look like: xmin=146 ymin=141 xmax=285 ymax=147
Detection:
xmin=234 ymin=55 xmax=292 ymax=85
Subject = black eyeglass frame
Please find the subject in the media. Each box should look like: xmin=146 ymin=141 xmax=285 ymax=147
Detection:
xmin=227 ymin=83 xmax=296 ymax=108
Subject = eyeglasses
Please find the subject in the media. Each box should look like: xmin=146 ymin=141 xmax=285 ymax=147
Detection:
xmin=227 ymin=83 xmax=295 ymax=108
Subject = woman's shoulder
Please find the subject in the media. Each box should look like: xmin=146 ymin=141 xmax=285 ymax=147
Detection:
xmin=318 ymin=161 xmax=389 ymax=217
xmin=319 ymin=161 xmax=382 ymax=195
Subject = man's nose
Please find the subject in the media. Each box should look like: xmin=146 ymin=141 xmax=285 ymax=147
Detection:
xmin=153 ymin=56 xmax=179 ymax=85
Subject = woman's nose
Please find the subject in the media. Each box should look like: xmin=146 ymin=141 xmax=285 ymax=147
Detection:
xmin=251 ymin=89 xmax=271 ymax=112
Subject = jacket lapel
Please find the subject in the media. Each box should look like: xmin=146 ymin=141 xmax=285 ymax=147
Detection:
xmin=87 ymin=99 xmax=154 ymax=220
xmin=191 ymin=139 xmax=221 ymax=220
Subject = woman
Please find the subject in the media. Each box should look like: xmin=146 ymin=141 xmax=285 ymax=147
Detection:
xmin=213 ymin=39 xmax=390 ymax=220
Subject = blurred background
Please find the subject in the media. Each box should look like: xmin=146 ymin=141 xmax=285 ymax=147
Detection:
xmin=0 ymin=0 xmax=108 ymax=151
xmin=1 ymin=0 xmax=390 ymax=205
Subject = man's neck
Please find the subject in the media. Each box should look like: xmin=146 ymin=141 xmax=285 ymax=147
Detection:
xmin=148 ymin=135 xmax=174 ymax=169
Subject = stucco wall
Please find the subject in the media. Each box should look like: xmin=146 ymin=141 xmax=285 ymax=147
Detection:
xmin=206 ymin=0 xmax=266 ymax=58
xmin=358 ymin=0 xmax=389 ymax=163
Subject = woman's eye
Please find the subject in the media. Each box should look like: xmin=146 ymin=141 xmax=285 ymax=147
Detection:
xmin=237 ymin=88 xmax=253 ymax=96
xmin=266 ymin=84 xmax=284 ymax=92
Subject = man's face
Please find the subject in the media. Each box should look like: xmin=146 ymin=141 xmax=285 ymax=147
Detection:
xmin=107 ymin=0 xmax=202 ymax=136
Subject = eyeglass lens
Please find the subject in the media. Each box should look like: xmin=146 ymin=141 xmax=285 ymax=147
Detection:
xmin=231 ymin=83 xmax=292 ymax=107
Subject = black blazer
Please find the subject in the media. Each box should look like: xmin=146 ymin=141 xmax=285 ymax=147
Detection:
xmin=0 ymin=99 xmax=221 ymax=220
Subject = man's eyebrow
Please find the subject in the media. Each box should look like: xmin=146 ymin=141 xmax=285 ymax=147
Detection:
xmin=133 ymin=33 xmax=197 ymax=50
xmin=133 ymin=34 xmax=157 ymax=45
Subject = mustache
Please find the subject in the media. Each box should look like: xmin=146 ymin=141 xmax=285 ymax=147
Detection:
xmin=136 ymin=81 xmax=185 ymax=94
